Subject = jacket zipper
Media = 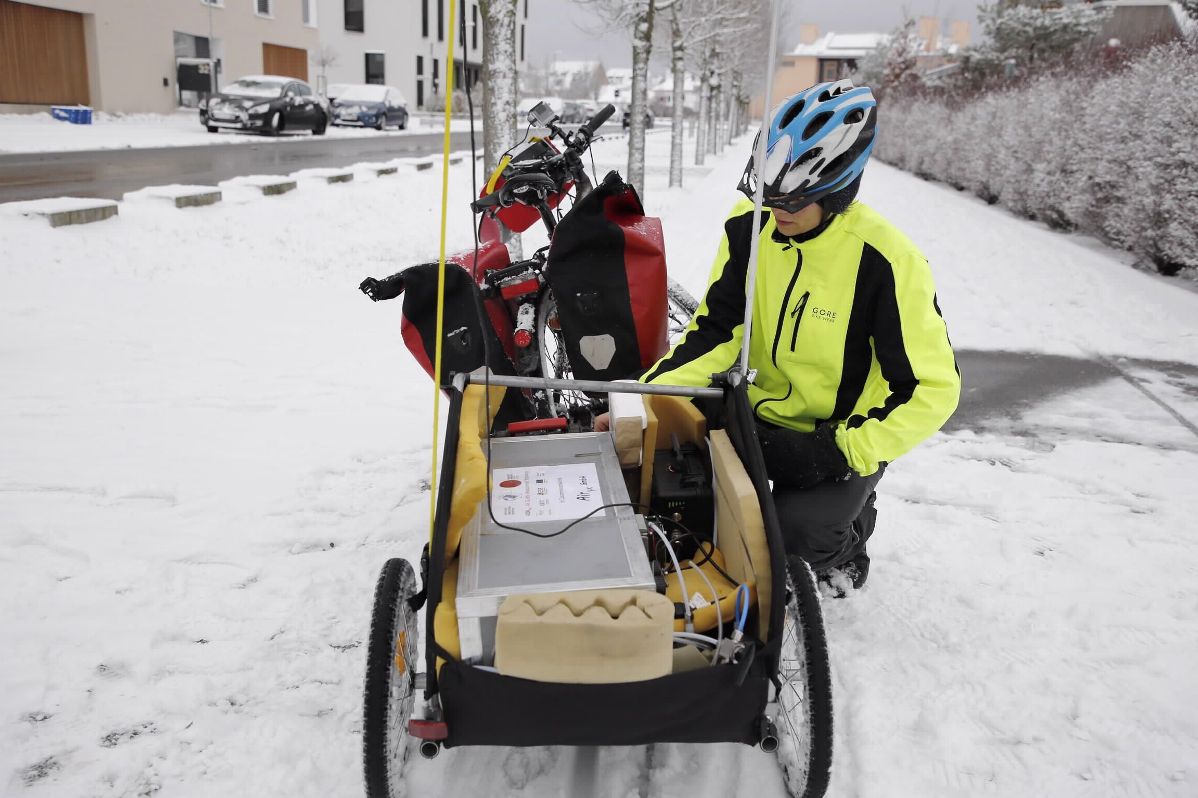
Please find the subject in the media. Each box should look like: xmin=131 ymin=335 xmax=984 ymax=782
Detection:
xmin=789 ymin=290 xmax=810 ymax=352
xmin=770 ymin=249 xmax=803 ymax=366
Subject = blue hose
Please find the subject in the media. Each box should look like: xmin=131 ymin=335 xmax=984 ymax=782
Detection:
xmin=734 ymin=584 xmax=751 ymax=632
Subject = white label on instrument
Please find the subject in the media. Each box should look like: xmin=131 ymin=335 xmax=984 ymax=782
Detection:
xmin=491 ymin=463 xmax=605 ymax=522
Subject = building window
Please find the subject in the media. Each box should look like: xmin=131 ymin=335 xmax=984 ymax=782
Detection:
xmin=256 ymin=0 xmax=272 ymax=17
xmin=365 ymin=52 xmax=385 ymax=84
xmin=422 ymin=0 xmax=429 ymax=37
xmin=818 ymin=59 xmax=844 ymax=82
xmin=433 ymin=57 xmax=439 ymax=93
xmin=302 ymin=0 xmax=316 ymax=25
xmin=524 ymin=0 xmax=528 ymax=19
xmin=472 ymin=4 xmax=478 ymax=49
xmin=200 ymin=0 xmax=222 ymax=6
xmin=437 ymin=0 xmax=444 ymax=41
xmin=416 ymin=56 xmax=425 ymax=107
xmin=344 ymin=0 xmax=364 ymax=32
xmin=520 ymin=25 xmax=525 ymax=61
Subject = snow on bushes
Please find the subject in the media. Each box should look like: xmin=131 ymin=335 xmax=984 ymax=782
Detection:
xmin=874 ymin=42 xmax=1198 ymax=275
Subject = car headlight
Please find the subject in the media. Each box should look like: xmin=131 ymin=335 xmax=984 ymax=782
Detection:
xmin=248 ymin=103 xmax=271 ymax=114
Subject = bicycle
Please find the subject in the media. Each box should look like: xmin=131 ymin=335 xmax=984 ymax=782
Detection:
xmin=360 ymin=100 xmax=699 ymax=421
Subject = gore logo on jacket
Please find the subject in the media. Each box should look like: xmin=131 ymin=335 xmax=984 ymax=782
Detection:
xmin=642 ymin=199 xmax=960 ymax=477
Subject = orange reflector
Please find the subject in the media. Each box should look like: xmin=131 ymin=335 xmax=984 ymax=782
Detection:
xmin=408 ymin=718 xmax=449 ymax=740
xmin=394 ymin=631 xmax=408 ymax=675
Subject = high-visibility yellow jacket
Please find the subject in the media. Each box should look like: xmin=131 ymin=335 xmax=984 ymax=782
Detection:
xmin=642 ymin=199 xmax=960 ymax=477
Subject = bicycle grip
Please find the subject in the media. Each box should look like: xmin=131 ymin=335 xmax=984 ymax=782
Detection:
xmin=579 ymin=104 xmax=615 ymax=140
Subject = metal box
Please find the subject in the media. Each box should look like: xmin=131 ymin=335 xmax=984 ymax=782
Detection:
xmin=456 ymin=432 xmax=655 ymax=663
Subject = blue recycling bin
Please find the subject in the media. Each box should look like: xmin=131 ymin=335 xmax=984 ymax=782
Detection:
xmin=50 ymin=106 xmax=93 ymax=124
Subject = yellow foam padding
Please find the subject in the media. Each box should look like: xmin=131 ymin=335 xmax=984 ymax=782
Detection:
xmin=646 ymin=394 xmax=706 ymax=449
xmin=663 ymin=543 xmax=756 ymax=634
xmin=637 ymin=397 xmax=659 ymax=507
xmin=708 ymin=429 xmax=774 ymax=639
xmin=494 ymin=590 xmax=674 ymax=684
xmin=444 ymin=382 xmax=506 ymax=559
xmin=433 ymin=558 xmax=461 ymax=674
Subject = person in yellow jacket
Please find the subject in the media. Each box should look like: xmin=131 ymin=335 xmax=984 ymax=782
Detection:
xmin=641 ymin=80 xmax=960 ymax=594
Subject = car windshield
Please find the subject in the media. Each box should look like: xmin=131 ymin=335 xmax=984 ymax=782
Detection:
xmin=223 ymin=80 xmax=286 ymax=98
xmin=338 ymin=85 xmax=388 ymax=103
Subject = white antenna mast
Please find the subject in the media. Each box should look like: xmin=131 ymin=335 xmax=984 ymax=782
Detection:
xmin=738 ymin=0 xmax=783 ymax=376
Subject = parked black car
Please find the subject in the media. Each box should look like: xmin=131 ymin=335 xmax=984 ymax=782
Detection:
xmin=330 ymin=84 xmax=409 ymax=130
xmin=622 ymin=108 xmax=656 ymax=129
xmin=200 ymin=75 xmax=329 ymax=136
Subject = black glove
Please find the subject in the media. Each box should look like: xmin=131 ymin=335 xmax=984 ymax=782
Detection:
xmin=756 ymin=422 xmax=852 ymax=490
xmin=359 ymin=272 xmax=405 ymax=302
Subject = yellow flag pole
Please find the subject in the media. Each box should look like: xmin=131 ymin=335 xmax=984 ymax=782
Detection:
xmin=428 ymin=0 xmax=460 ymax=542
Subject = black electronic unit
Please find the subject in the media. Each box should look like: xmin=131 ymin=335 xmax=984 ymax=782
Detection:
xmin=650 ymin=435 xmax=714 ymax=543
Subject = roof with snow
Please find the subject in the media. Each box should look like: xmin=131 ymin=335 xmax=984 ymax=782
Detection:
xmin=791 ymin=32 xmax=888 ymax=58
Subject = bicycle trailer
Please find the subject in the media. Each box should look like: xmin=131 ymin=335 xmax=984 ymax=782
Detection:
xmin=361 ymin=370 xmax=834 ymax=798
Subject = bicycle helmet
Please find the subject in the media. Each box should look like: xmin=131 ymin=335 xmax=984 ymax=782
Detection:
xmin=738 ymin=79 xmax=877 ymax=213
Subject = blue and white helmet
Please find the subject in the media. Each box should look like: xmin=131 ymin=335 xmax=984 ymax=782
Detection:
xmin=738 ymin=79 xmax=877 ymax=213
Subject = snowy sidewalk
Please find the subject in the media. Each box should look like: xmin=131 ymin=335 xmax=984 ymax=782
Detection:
xmin=0 ymin=110 xmax=474 ymax=154
xmin=2 ymin=129 xmax=1197 ymax=797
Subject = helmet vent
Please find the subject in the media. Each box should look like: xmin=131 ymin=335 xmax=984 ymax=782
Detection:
xmin=803 ymin=112 xmax=833 ymax=140
xmin=794 ymin=147 xmax=822 ymax=167
xmin=817 ymin=89 xmax=833 ymax=102
xmin=844 ymin=108 xmax=865 ymax=125
xmin=779 ymin=99 xmax=805 ymax=129
xmin=823 ymin=150 xmax=853 ymax=177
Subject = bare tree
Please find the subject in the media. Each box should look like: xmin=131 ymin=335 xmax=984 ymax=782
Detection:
xmin=310 ymin=46 xmax=339 ymax=96
xmin=479 ymin=0 xmax=520 ymax=174
xmin=663 ymin=0 xmax=758 ymax=185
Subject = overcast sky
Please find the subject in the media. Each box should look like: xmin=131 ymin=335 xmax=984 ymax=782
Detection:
xmin=524 ymin=0 xmax=984 ymax=71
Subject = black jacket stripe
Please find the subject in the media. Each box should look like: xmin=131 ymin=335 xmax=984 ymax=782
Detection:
xmin=823 ymin=244 xmax=878 ymax=423
xmin=846 ymin=243 xmax=919 ymax=429
xmin=642 ymin=210 xmax=756 ymax=383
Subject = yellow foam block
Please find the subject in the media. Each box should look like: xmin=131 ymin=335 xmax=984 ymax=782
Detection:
xmin=494 ymin=590 xmax=674 ymax=684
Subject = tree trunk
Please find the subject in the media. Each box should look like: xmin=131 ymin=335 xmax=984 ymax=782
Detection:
xmin=627 ymin=0 xmax=655 ymax=194
xmin=479 ymin=0 xmax=518 ymax=176
xmin=695 ymin=58 xmax=709 ymax=166
xmin=668 ymin=5 xmax=685 ymax=188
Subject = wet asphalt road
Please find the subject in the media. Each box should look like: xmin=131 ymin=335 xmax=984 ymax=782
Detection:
xmin=0 ymin=131 xmax=475 ymax=203
xmin=947 ymin=349 xmax=1198 ymax=444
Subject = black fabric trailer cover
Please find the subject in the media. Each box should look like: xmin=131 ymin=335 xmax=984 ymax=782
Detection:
xmin=437 ymin=658 xmax=769 ymax=748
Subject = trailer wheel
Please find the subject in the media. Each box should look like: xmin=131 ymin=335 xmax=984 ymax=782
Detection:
xmin=774 ymin=555 xmax=834 ymax=798
xmin=363 ymin=558 xmax=420 ymax=798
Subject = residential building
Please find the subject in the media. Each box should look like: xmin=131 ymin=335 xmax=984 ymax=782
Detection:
xmin=0 ymin=0 xmax=319 ymax=113
xmin=597 ymin=67 xmax=632 ymax=105
xmin=545 ymin=60 xmax=605 ymax=99
xmin=648 ymin=73 xmax=698 ymax=117
xmin=1093 ymin=0 xmax=1194 ymax=49
xmin=751 ymin=19 xmax=970 ymax=116
xmin=315 ymin=0 xmax=529 ymax=110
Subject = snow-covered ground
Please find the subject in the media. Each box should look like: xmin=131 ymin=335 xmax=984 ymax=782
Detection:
xmin=0 ymin=110 xmax=473 ymax=154
xmin=2 ymin=127 xmax=1197 ymax=797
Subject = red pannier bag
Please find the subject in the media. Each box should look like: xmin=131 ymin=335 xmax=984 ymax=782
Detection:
xmin=544 ymin=171 xmax=668 ymax=382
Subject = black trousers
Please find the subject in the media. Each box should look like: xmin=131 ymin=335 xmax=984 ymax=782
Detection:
xmin=772 ymin=468 xmax=883 ymax=571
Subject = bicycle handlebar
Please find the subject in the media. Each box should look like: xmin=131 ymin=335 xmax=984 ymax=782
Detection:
xmin=572 ymin=104 xmax=615 ymax=151
xmin=472 ymin=102 xmax=616 ymax=216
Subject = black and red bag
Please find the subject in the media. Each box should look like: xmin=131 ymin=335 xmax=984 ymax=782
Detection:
xmin=544 ymin=171 xmax=669 ymax=382
xmin=395 ymin=245 xmax=529 ymax=426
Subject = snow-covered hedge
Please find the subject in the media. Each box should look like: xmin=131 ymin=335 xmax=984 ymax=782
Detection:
xmin=875 ymin=43 xmax=1198 ymax=275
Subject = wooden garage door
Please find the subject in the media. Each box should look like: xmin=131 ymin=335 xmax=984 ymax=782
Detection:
xmin=262 ymin=43 xmax=308 ymax=82
xmin=0 ymin=0 xmax=89 ymax=105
